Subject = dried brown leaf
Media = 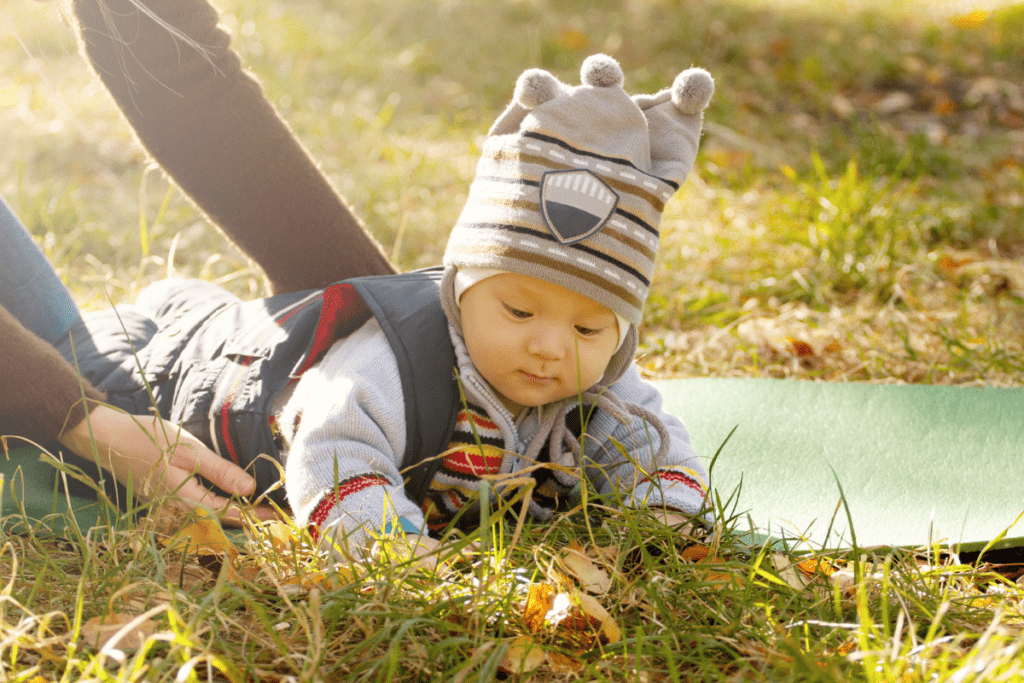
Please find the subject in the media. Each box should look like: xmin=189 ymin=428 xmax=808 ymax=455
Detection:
xmin=80 ymin=613 xmax=157 ymax=651
xmin=499 ymin=635 xmax=546 ymax=675
xmin=547 ymin=651 xmax=584 ymax=674
xmin=562 ymin=545 xmax=611 ymax=595
xmin=576 ymin=592 xmax=622 ymax=644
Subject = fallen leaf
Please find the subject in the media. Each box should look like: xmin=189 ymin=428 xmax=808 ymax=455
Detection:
xmin=161 ymin=517 xmax=234 ymax=557
xmin=682 ymin=545 xmax=711 ymax=563
xmin=576 ymin=591 xmax=622 ymax=643
xmin=785 ymin=336 xmax=816 ymax=357
xmin=592 ymin=544 xmax=618 ymax=563
xmin=264 ymin=520 xmax=303 ymax=553
xmin=547 ymin=651 xmax=584 ymax=674
xmin=523 ymin=582 xmax=556 ymax=633
xmin=797 ymin=557 xmax=839 ymax=578
xmin=774 ymin=554 xmax=811 ymax=590
xmin=499 ymin=635 xmax=546 ymax=675
xmin=80 ymin=614 xmax=157 ymax=651
xmin=830 ymin=569 xmax=857 ymax=595
xmin=561 ymin=544 xmax=611 ymax=595
xmin=163 ymin=559 xmax=214 ymax=591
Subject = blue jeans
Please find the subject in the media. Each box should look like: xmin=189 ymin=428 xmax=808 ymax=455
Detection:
xmin=0 ymin=194 xmax=81 ymax=345
xmin=0 ymin=191 xmax=159 ymax=400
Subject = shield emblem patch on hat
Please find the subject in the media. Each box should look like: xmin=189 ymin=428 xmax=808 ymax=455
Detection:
xmin=539 ymin=170 xmax=619 ymax=244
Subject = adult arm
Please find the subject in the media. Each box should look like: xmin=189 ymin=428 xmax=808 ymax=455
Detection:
xmin=69 ymin=0 xmax=397 ymax=293
xmin=0 ymin=304 xmax=104 ymax=445
xmin=1 ymin=305 xmax=275 ymax=521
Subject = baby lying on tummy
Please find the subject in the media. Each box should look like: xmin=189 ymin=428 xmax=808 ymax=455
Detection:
xmin=267 ymin=53 xmax=716 ymax=556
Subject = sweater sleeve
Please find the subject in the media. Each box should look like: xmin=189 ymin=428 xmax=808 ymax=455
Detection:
xmin=69 ymin=0 xmax=396 ymax=294
xmin=0 ymin=305 xmax=105 ymax=446
xmin=280 ymin=319 xmax=423 ymax=556
xmin=583 ymin=365 xmax=710 ymax=517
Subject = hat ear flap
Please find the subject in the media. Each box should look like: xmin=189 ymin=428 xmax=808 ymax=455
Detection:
xmin=637 ymin=67 xmax=714 ymax=185
xmin=488 ymin=68 xmax=566 ymax=136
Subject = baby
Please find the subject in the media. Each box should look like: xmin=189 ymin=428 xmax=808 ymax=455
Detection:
xmin=268 ymin=54 xmax=716 ymax=553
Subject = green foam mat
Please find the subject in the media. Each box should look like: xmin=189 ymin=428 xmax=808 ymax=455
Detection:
xmin=5 ymin=379 xmax=1023 ymax=550
xmin=657 ymin=378 xmax=1024 ymax=552
xmin=0 ymin=446 xmax=106 ymax=532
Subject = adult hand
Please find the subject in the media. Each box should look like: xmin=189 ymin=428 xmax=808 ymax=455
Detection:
xmin=59 ymin=405 xmax=278 ymax=524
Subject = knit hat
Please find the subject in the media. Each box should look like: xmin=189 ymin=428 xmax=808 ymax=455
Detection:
xmin=442 ymin=54 xmax=713 ymax=381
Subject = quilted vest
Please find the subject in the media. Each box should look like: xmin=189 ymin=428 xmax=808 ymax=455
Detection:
xmin=134 ymin=268 xmax=460 ymax=506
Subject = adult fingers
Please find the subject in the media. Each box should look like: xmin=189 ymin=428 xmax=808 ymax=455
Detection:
xmin=221 ymin=503 xmax=280 ymax=525
xmin=165 ymin=438 xmax=257 ymax=497
xmin=167 ymin=473 xmax=278 ymax=524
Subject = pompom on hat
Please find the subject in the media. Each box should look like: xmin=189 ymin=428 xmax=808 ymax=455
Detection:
xmin=442 ymin=54 xmax=713 ymax=382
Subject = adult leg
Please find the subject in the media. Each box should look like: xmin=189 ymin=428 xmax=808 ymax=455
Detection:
xmin=0 ymin=194 xmax=81 ymax=345
xmin=70 ymin=0 xmax=397 ymax=294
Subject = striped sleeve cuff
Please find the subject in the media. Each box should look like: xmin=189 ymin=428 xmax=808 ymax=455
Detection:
xmin=304 ymin=473 xmax=425 ymax=555
xmin=626 ymin=465 xmax=709 ymax=516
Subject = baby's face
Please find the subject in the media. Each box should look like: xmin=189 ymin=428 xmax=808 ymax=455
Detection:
xmin=459 ymin=273 xmax=620 ymax=416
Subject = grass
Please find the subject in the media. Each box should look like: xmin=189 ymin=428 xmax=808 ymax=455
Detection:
xmin=3 ymin=0 xmax=1024 ymax=679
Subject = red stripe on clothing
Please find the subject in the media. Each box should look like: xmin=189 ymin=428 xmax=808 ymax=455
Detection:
xmin=639 ymin=470 xmax=706 ymax=498
xmin=220 ymin=402 xmax=239 ymax=465
xmin=443 ymin=447 xmax=504 ymax=477
xmin=276 ymin=297 xmax=315 ymax=326
xmin=456 ymin=409 xmax=499 ymax=433
xmin=307 ymin=474 xmax=391 ymax=539
xmin=218 ymin=357 xmax=251 ymax=466
xmin=293 ymin=284 xmax=370 ymax=378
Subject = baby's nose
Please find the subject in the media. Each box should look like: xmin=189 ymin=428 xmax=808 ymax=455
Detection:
xmin=526 ymin=326 xmax=566 ymax=360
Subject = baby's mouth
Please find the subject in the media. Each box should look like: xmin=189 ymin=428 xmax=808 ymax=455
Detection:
xmin=520 ymin=370 xmax=555 ymax=384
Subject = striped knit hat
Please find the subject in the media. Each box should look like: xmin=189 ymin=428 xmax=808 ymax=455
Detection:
xmin=442 ymin=54 xmax=713 ymax=377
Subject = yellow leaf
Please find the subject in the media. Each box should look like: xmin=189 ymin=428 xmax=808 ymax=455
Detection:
xmin=499 ymin=635 xmax=546 ymax=675
xmin=265 ymin=520 xmax=302 ymax=553
xmin=162 ymin=518 xmax=233 ymax=557
xmin=561 ymin=545 xmax=611 ymax=595
xmin=523 ymin=582 xmax=555 ymax=633
xmin=80 ymin=614 xmax=157 ymax=651
xmin=797 ymin=557 xmax=839 ymax=578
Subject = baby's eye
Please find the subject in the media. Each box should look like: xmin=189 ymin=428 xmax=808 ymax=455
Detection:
xmin=575 ymin=325 xmax=602 ymax=337
xmin=504 ymin=304 xmax=532 ymax=319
